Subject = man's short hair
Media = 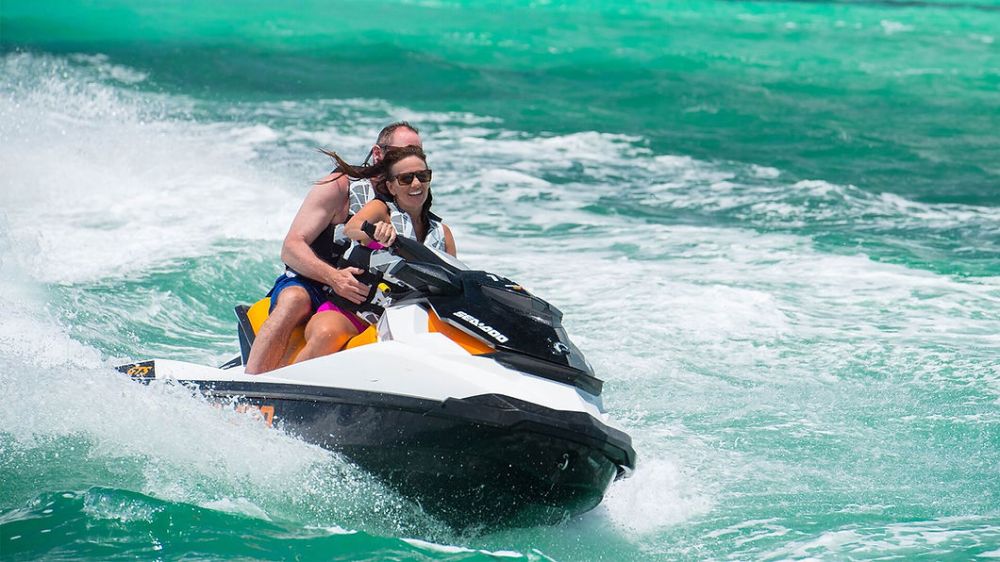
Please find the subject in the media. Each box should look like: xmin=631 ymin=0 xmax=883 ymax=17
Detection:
xmin=376 ymin=121 xmax=420 ymax=147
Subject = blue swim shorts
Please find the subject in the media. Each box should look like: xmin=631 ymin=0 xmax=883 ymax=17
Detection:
xmin=266 ymin=270 xmax=327 ymax=314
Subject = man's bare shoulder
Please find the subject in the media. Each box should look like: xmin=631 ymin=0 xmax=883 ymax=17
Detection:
xmin=302 ymin=173 xmax=350 ymax=209
xmin=313 ymin=172 xmax=350 ymax=196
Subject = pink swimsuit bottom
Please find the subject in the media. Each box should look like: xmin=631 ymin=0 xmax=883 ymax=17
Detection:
xmin=315 ymin=301 xmax=369 ymax=333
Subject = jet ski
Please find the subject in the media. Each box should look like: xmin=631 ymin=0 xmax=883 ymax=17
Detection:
xmin=117 ymin=223 xmax=636 ymax=528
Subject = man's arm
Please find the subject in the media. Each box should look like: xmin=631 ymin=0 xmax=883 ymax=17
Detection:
xmin=281 ymin=174 xmax=369 ymax=304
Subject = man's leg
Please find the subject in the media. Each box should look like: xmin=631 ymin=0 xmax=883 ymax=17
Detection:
xmin=244 ymin=286 xmax=313 ymax=374
xmin=293 ymin=311 xmax=362 ymax=364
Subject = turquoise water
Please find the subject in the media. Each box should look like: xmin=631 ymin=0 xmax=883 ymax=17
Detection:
xmin=2 ymin=1 xmax=998 ymax=560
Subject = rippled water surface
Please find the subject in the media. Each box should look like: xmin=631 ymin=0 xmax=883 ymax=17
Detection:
xmin=2 ymin=1 xmax=998 ymax=560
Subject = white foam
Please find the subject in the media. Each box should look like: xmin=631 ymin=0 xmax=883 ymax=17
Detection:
xmin=306 ymin=525 xmax=358 ymax=536
xmin=68 ymin=53 xmax=149 ymax=84
xmin=601 ymin=455 xmax=713 ymax=535
xmin=200 ymin=497 xmax=273 ymax=521
xmin=402 ymin=538 xmax=529 ymax=558
xmin=760 ymin=516 xmax=1000 ymax=559
xmin=750 ymin=165 xmax=780 ymax=179
xmin=880 ymin=20 xmax=914 ymax=35
xmin=0 ymin=53 xmax=296 ymax=284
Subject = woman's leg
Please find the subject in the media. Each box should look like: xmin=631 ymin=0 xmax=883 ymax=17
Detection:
xmin=293 ymin=310 xmax=362 ymax=363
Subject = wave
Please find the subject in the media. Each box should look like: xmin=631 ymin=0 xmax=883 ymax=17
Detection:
xmin=0 ymin=487 xmax=525 ymax=561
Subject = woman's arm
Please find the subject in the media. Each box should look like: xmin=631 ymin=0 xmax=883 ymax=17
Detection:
xmin=344 ymin=199 xmax=394 ymax=246
xmin=442 ymin=223 xmax=457 ymax=257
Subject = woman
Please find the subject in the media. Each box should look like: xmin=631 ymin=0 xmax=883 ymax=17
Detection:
xmin=294 ymin=145 xmax=456 ymax=362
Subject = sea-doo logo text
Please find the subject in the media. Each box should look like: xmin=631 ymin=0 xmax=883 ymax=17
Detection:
xmin=453 ymin=311 xmax=509 ymax=343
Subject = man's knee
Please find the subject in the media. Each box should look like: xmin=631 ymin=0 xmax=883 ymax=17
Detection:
xmin=269 ymin=287 xmax=313 ymax=325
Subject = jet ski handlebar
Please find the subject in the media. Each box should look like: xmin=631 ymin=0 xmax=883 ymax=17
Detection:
xmin=360 ymin=220 xmax=461 ymax=295
xmin=360 ymin=221 xmax=463 ymax=274
xmin=361 ymin=220 xmax=393 ymax=249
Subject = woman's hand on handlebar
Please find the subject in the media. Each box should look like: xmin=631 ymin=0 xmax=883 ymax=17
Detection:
xmin=372 ymin=221 xmax=397 ymax=247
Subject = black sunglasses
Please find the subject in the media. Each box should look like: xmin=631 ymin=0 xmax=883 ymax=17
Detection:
xmin=390 ymin=169 xmax=432 ymax=184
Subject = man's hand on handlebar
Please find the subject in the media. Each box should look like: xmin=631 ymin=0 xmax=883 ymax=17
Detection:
xmin=326 ymin=267 xmax=369 ymax=304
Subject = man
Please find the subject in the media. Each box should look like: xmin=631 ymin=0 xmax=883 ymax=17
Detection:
xmin=245 ymin=122 xmax=422 ymax=374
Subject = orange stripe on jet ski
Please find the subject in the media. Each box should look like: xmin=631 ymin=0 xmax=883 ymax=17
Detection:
xmin=427 ymin=309 xmax=493 ymax=355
